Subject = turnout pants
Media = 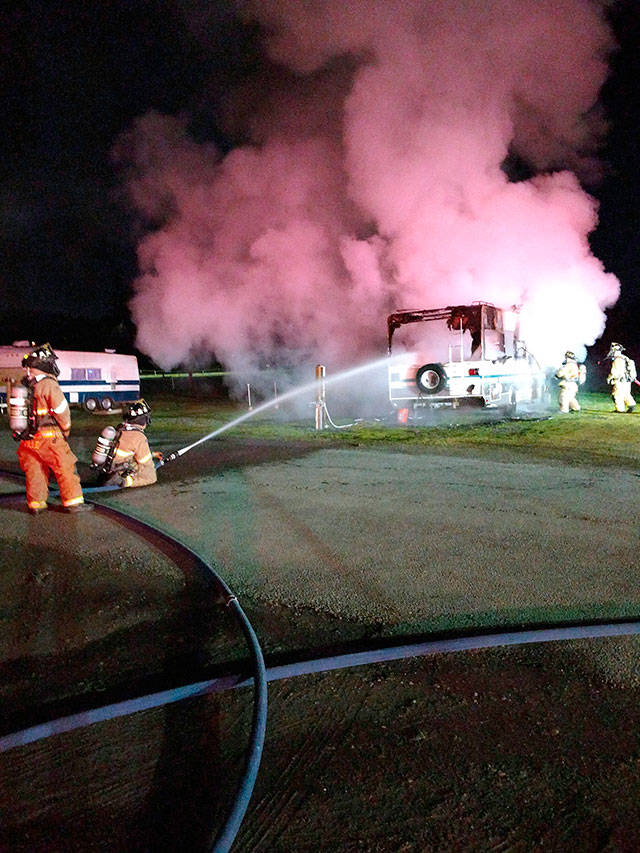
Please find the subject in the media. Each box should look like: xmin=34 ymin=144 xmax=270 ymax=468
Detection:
xmin=18 ymin=428 xmax=84 ymax=511
xmin=558 ymin=381 xmax=580 ymax=413
xmin=611 ymin=381 xmax=636 ymax=413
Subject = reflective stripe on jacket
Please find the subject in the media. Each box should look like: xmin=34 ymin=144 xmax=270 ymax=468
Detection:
xmin=31 ymin=375 xmax=71 ymax=434
xmin=112 ymin=425 xmax=157 ymax=487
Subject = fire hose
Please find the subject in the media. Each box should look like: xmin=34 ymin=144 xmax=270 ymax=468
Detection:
xmin=0 ymin=481 xmax=267 ymax=853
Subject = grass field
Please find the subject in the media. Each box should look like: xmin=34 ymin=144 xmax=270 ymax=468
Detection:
xmin=130 ymin=388 xmax=640 ymax=468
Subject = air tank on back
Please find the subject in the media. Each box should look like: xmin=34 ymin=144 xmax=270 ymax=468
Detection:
xmin=91 ymin=425 xmax=117 ymax=469
xmin=9 ymin=383 xmax=30 ymax=437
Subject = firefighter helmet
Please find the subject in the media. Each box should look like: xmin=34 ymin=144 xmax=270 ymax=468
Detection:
xmin=22 ymin=342 xmax=60 ymax=377
xmin=123 ymin=398 xmax=151 ymax=425
xmin=564 ymin=351 xmax=576 ymax=362
xmin=607 ymin=342 xmax=624 ymax=358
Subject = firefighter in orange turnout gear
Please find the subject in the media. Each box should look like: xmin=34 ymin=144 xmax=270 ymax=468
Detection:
xmin=101 ymin=400 xmax=161 ymax=488
xmin=16 ymin=343 xmax=92 ymax=514
xmin=555 ymin=351 xmax=586 ymax=413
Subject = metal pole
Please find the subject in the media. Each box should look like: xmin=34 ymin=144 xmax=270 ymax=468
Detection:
xmin=315 ymin=364 xmax=325 ymax=430
xmin=247 ymin=383 xmax=253 ymax=411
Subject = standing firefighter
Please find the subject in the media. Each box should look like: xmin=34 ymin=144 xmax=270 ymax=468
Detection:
xmin=12 ymin=343 xmax=92 ymax=514
xmin=606 ymin=342 xmax=636 ymax=413
xmin=92 ymin=399 xmax=161 ymax=488
xmin=555 ymin=350 xmax=586 ymax=413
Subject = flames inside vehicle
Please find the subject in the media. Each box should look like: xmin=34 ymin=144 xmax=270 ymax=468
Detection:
xmin=387 ymin=302 xmax=547 ymax=416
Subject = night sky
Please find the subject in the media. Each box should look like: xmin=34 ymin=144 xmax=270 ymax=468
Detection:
xmin=1 ymin=0 xmax=639 ymax=363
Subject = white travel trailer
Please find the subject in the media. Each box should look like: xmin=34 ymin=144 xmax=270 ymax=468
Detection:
xmin=0 ymin=343 xmax=140 ymax=411
xmin=387 ymin=302 xmax=547 ymax=418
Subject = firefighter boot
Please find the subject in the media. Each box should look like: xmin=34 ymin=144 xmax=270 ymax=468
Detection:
xmin=65 ymin=502 xmax=94 ymax=513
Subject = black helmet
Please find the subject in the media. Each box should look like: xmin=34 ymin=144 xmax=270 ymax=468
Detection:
xmin=124 ymin=398 xmax=151 ymax=425
xmin=22 ymin=342 xmax=60 ymax=377
xmin=564 ymin=351 xmax=576 ymax=362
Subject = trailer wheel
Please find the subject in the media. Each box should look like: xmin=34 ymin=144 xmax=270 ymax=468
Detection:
xmin=83 ymin=397 xmax=99 ymax=412
xmin=100 ymin=396 xmax=114 ymax=411
xmin=416 ymin=363 xmax=445 ymax=395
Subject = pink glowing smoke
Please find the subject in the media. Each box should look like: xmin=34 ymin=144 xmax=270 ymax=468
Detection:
xmin=115 ymin=0 xmax=620 ymax=376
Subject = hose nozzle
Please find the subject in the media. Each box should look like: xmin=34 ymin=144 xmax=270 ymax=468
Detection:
xmin=157 ymin=450 xmax=180 ymax=468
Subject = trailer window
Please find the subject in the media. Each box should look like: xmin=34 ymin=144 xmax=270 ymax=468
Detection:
xmin=87 ymin=368 xmax=102 ymax=380
xmin=71 ymin=368 xmax=86 ymax=380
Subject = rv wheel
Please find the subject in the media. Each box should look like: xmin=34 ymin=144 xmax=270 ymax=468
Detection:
xmin=416 ymin=363 xmax=445 ymax=395
xmin=83 ymin=397 xmax=99 ymax=412
xmin=100 ymin=396 xmax=114 ymax=411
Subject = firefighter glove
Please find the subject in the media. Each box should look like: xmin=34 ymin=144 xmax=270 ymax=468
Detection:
xmin=104 ymin=472 xmax=126 ymax=488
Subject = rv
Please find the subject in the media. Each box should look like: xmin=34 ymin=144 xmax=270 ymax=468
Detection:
xmin=387 ymin=302 xmax=547 ymax=418
xmin=0 ymin=343 xmax=140 ymax=411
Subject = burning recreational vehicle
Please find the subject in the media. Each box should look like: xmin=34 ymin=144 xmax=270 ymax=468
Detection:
xmin=387 ymin=302 xmax=547 ymax=418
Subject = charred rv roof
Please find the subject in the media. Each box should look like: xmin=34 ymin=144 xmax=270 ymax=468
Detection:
xmin=387 ymin=302 xmax=500 ymax=352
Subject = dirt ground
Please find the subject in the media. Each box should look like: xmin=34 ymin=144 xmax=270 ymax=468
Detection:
xmin=1 ymin=422 xmax=640 ymax=851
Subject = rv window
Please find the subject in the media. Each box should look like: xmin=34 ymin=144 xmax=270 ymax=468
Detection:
xmin=87 ymin=368 xmax=102 ymax=380
xmin=71 ymin=368 xmax=86 ymax=380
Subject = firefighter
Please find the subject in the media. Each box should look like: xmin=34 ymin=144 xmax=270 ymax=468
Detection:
xmin=95 ymin=399 xmax=162 ymax=488
xmin=606 ymin=342 xmax=636 ymax=412
xmin=13 ymin=343 xmax=92 ymax=514
xmin=555 ymin=350 xmax=586 ymax=413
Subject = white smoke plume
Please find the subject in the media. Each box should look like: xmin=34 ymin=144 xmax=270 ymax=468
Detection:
xmin=114 ymin=0 xmax=620 ymax=384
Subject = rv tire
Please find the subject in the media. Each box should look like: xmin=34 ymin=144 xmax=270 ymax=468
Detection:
xmin=83 ymin=397 xmax=99 ymax=412
xmin=416 ymin=363 xmax=445 ymax=395
xmin=100 ymin=396 xmax=115 ymax=411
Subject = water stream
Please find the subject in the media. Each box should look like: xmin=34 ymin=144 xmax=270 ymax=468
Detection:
xmin=161 ymin=354 xmax=400 ymax=464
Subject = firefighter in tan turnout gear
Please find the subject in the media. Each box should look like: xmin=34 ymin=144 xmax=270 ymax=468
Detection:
xmin=555 ymin=351 xmax=586 ymax=413
xmin=92 ymin=399 xmax=161 ymax=488
xmin=606 ymin=342 xmax=636 ymax=413
xmin=12 ymin=343 xmax=92 ymax=514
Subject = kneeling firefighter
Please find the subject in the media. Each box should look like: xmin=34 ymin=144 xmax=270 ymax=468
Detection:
xmin=11 ymin=342 xmax=92 ymax=514
xmin=91 ymin=399 xmax=162 ymax=487
xmin=555 ymin=351 xmax=586 ymax=413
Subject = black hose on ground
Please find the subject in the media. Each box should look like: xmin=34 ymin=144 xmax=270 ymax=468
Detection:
xmin=0 ymin=480 xmax=268 ymax=853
